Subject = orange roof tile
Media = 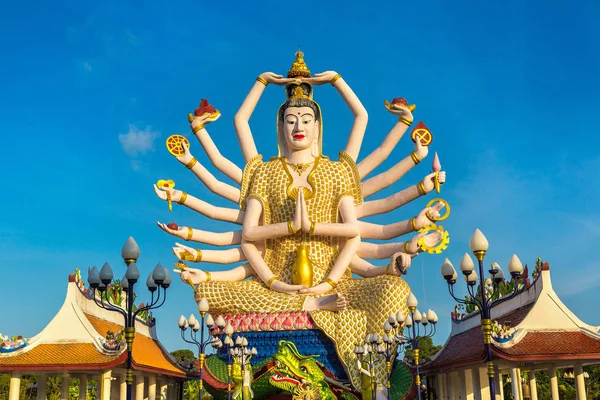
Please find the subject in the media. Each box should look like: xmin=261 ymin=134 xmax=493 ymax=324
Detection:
xmin=84 ymin=314 xmax=186 ymax=377
xmin=494 ymin=331 xmax=600 ymax=361
xmin=0 ymin=343 xmax=123 ymax=371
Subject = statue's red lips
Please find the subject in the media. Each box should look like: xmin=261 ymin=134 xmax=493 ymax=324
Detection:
xmin=293 ymin=134 xmax=305 ymax=140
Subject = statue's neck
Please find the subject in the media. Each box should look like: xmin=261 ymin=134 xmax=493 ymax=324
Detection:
xmin=284 ymin=147 xmax=316 ymax=164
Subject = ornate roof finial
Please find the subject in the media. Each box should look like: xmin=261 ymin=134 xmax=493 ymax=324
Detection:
xmin=287 ymin=49 xmax=311 ymax=78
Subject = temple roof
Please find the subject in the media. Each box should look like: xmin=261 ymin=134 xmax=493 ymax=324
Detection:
xmin=0 ymin=273 xmax=188 ymax=377
xmin=0 ymin=343 xmax=124 ymax=370
xmin=423 ymin=263 xmax=600 ymax=372
xmin=85 ymin=313 xmax=185 ymax=376
xmin=493 ymin=331 xmax=600 ymax=361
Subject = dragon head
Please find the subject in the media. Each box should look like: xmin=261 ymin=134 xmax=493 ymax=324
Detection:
xmin=269 ymin=340 xmax=334 ymax=399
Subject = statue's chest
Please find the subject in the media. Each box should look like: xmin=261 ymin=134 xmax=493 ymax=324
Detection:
xmin=265 ymin=166 xmax=343 ymax=221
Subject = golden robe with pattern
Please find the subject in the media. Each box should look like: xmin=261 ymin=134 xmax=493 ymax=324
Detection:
xmin=195 ymin=152 xmax=410 ymax=388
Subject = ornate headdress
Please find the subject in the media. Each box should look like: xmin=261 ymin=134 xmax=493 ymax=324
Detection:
xmin=287 ymin=50 xmax=311 ymax=78
xmin=284 ymin=50 xmax=314 ymax=101
xmin=276 ymin=50 xmax=323 ymax=156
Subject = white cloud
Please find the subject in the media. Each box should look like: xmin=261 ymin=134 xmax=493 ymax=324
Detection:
xmin=130 ymin=160 xmax=142 ymax=171
xmin=118 ymin=125 xmax=159 ymax=157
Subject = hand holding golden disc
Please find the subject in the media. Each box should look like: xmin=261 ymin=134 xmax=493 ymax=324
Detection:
xmin=417 ymin=223 xmax=450 ymax=255
xmin=425 ymin=198 xmax=450 ymax=221
xmin=166 ymin=135 xmax=190 ymax=157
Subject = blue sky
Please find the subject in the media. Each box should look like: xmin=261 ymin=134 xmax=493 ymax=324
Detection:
xmin=1 ymin=0 xmax=599 ymax=357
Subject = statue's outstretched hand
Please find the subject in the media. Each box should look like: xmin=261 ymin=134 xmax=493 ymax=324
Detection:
xmin=414 ymin=137 xmax=429 ymax=161
xmin=298 ymin=283 xmax=332 ymax=295
xmin=153 ymin=185 xmax=185 ymax=203
xmin=414 ymin=202 xmax=445 ymax=229
xmin=390 ymin=252 xmax=413 ymax=276
xmin=190 ymin=112 xmax=221 ymax=132
xmin=384 ymin=101 xmax=414 ymax=121
xmin=270 ymin=280 xmax=306 ymax=294
xmin=157 ymin=222 xmax=188 ymax=240
xmin=407 ymin=231 xmax=443 ymax=254
xmin=260 ymin=72 xmax=296 ymax=86
xmin=421 ymin=171 xmax=446 ymax=193
xmin=303 ymin=71 xmax=339 ymax=86
xmin=173 ymin=242 xmax=200 ymax=262
xmin=175 ymin=268 xmax=207 ymax=285
xmin=175 ymin=141 xmax=194 ymax=165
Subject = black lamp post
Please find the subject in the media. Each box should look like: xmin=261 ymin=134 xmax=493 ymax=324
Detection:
xmin=441 ymin=228 xmax=524 ymax=399
xmin=87 ymin=237 xmax=171 ymax=400
xmin=221 ymin=322 xmax=235 ymax=400
xmin=391 ymin=294 xmax=438 ymax=400
xmin=230 ymin=335 xmax=257 ymax=399
xmin=177 ymin=300 xmax=223 ymax=400
xmin=354 ymin=293 xmax=438 ymax=400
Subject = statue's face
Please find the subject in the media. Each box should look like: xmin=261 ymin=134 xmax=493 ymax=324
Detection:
xmin=281 ymin=106 xmax=319 ymax=153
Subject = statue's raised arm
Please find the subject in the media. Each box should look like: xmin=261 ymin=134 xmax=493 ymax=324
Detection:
xmin=303 ymin=69 xmax=368 ymax=161
xmin=357 ymin=99 xmax=415 ymax=179
xmin=234 ymin=72 xmax=296 ymax=162
xmin=188 ymin=101 xmax=243 ymax=184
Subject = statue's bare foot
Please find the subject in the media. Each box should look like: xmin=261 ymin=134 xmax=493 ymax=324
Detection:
xmin=304 ymin=294 xmax=347 ymax=312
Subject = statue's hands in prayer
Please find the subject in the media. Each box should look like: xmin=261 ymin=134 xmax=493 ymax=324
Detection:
xmin=303 ymin=71 xmax=339 ymax=86
xmin=270 ymin=280 xmax=306 ymax=294
xmin=298 ymin=282 xmax=332 ymax=295
xmin=422 ymin=171 xmax=446 ymax=193
xmin=390 ymin=252 xmax=412 ymax=276
xmin=157 ymin=222 xmax=188 ymax=240
xmin=384 ymin=101 xmax=414 ymax=122
xmin=414 ymin=137 xmax=429 ymax=161
xmin=299 ymin=189 xmax=312 ymax=233
xmin=260 ymin=72 xmax=296 ymax=86
xmin=407 ymin=231 xmax=443 ymax=254
xmin=290 ymin=191 xmax=303 ymax=234
xmin=414 ymin=202 xmax=445 ymax=229
xmin=153 ymin=185 xmax=185 ymax=204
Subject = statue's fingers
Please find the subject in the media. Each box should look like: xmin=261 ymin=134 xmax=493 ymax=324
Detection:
xmin=174 ymin=242 xmax=191 ymax=250
xmin=181 ymin=142 xmax=191 ymax=155
xmin=415 ymin=231 xmax=428 ymax=240
xmin=153 ymin=184 xmax=162 ymax=193
xmin=434 ymin=202 xmax=445 ymax=211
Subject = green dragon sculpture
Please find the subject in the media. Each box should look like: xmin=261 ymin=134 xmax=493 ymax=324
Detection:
xmin=202 ymin=341 xmax=413 ymax=400
xmin=269 ymin=340 xmax=357 ymax=400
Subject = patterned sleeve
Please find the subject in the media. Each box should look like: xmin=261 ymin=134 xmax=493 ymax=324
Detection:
xmin=239 ymin=154 xmax=263 ymax=210
xmin=338 ymin=151 xmax=364 ymax=206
